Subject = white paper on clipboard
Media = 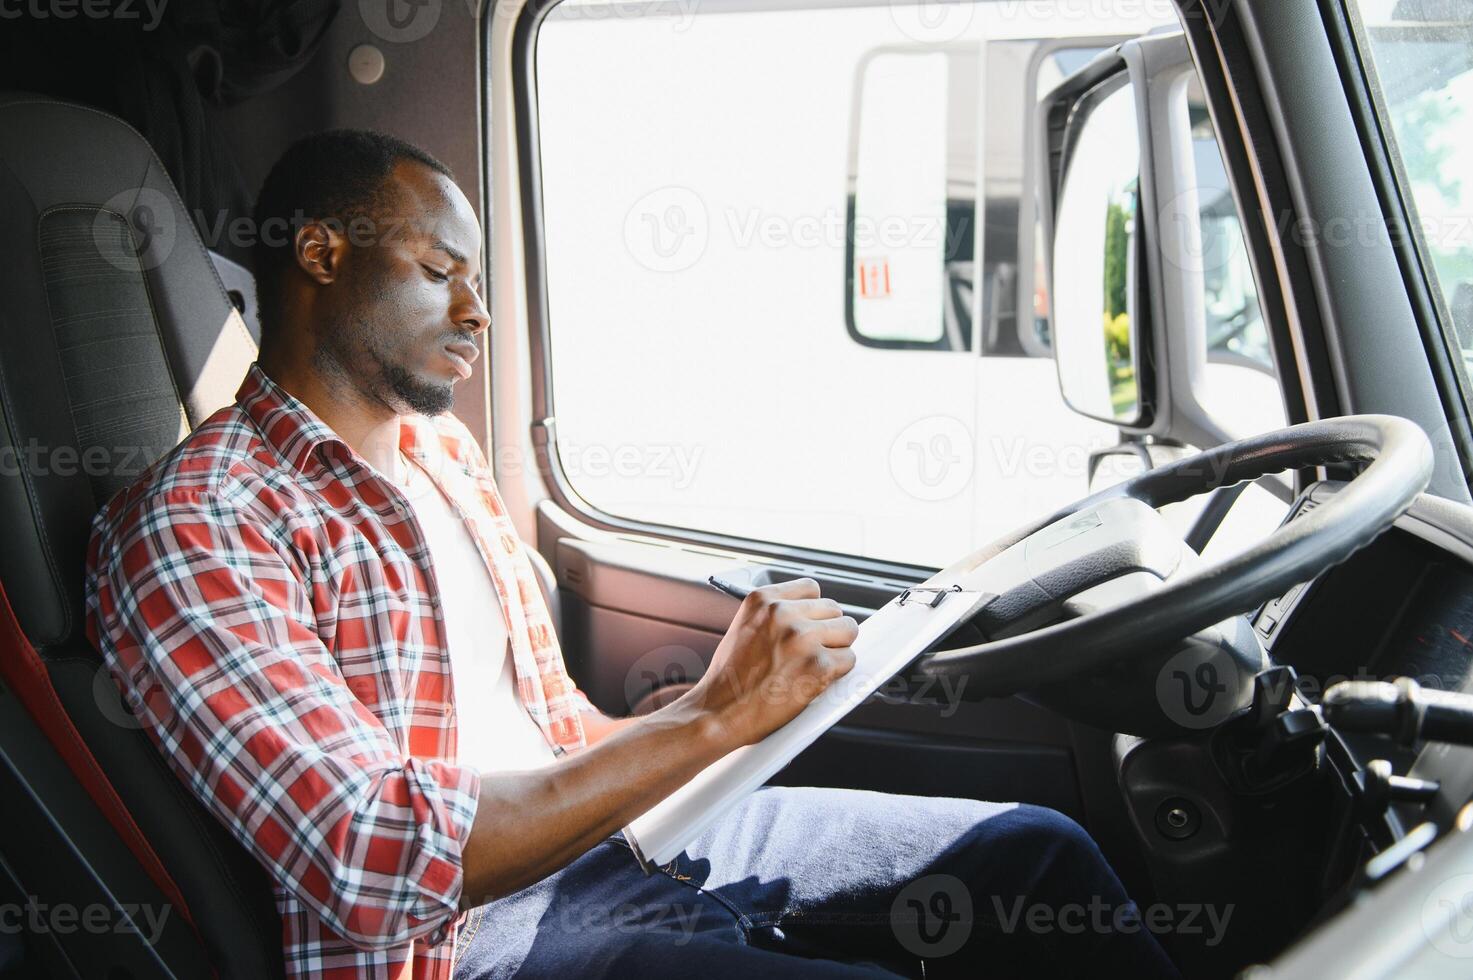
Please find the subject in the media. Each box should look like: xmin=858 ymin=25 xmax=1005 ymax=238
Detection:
xmin=622 ymin=585 xmax=995 ymax=869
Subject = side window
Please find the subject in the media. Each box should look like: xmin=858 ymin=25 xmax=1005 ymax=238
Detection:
xmin=845 ymin=50 xmax=962 ymax=350
xmin=536 ymin=3 xmax=1236 ymax=568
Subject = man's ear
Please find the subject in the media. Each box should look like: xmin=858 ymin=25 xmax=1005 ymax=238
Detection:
xmin=293 ymin=220 xmax=346 ymax=286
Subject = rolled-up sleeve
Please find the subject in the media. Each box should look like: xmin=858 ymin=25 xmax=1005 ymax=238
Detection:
xmin=84 ymin=487 xmax=481 ymax=951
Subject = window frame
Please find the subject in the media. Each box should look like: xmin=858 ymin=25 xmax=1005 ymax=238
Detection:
xmin=500 ymin=0 xmax=1312 ymax=575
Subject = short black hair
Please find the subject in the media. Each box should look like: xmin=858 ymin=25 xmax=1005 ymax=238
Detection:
xmin=250 ymin=128 xmax=453 ymax=342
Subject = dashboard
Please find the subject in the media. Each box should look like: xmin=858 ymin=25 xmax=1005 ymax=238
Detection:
xmin=1260 ymin=482 xmax=1473 ymax=841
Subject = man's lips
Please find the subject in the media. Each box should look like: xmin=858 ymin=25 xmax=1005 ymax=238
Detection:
xmin=442 ymin=339 xmax=479 ymax=379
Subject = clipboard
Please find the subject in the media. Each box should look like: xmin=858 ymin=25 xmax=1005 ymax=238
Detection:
xmin=622 ymin=582 xmax=995 ymax=870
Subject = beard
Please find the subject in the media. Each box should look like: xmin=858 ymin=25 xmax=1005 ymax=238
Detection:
xmin=317 ymin=312 xmax=458 ymax=417
xmin=380 ymin=359 xmax=455 ymax=416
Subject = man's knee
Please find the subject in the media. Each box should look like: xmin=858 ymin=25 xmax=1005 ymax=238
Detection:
xmin=999 ymin=804 xmax=1102 ymax=862
xmin=946 ymin=802 xmax=1121 ymax=903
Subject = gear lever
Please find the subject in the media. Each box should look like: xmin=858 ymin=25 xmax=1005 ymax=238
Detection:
xmin=1322 ymin=677 xmax=1473 ymax=747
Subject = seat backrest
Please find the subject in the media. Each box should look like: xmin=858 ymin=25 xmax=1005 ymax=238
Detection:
xmin=0 ymin=92 xmax=282 ymax=977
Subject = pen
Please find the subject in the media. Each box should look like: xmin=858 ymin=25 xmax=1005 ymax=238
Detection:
xmin=707 ymin=574 xmax=749 ymax=601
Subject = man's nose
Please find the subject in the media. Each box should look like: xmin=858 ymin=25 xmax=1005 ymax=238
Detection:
xmin=455 ymin=281 xmax=491 ymax=336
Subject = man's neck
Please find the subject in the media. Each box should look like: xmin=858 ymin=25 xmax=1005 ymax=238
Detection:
xmin=256 ymin=352 xmax=402 ymax=476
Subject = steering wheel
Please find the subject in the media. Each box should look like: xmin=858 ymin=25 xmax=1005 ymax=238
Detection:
xmin=910 ymin=415 xmax=1433 ymax=735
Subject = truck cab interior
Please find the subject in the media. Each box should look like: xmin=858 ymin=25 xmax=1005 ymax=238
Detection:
xmin=3 ymin=0 xmax=1473 ymax=977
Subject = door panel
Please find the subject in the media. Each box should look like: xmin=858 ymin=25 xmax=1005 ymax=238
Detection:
xmin=538 ymin=501 xmax=1088 ymax=818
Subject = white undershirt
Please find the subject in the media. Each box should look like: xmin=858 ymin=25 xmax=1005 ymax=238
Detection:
xmin=393 ymin=455 xmax=558 ymax=775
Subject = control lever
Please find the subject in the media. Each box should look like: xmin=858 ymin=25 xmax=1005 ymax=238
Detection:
xmin=1251 ymin=705 xmax=1327 ymax=778
xmin=1219 ymin=666 xmax=1326 ymax=789
xmin=1353 ymin=758 xmax=1440 ymax=819
xmin=1322 ymin=678 xmax=1473 ymax=747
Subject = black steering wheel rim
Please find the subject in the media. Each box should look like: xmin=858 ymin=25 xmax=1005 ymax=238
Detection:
xmin=917 ymin=415 xmax=1434 ymax=697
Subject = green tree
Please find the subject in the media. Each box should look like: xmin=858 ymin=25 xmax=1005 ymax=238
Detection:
xmin=1103 ymin=200 xmax=1129 ymax=319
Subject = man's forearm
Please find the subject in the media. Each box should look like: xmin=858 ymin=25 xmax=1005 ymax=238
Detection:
xmin=458 ymin=698 xmax=732 ymax=907
xmin=577 ymin=708 xmax=641 ymax=747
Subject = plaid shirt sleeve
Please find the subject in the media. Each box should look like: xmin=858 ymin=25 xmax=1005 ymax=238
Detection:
xmin=85 ymin=485 xmax=482 ymax=951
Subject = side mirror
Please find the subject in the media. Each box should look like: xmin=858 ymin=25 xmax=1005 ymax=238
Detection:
xmin=845 ymin=46 xmax=981 ymax=351
xmin=1043 ymin=69 xmax=1147 ymax=426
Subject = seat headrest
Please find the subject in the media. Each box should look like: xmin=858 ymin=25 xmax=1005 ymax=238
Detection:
xmin=0 ymin=91 xmax=259 ymax=650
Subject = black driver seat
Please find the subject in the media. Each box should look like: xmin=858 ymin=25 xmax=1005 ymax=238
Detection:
xmin=0 ymin=91 xmax=284 ymax=977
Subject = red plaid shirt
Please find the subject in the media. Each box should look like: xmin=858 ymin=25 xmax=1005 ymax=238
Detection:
xmin=85 ymin=364 xmax=593 ymax=978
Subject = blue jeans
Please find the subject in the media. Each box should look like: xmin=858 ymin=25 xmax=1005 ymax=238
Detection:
xmin=453 ymin=786 xmax=1180 ymax=979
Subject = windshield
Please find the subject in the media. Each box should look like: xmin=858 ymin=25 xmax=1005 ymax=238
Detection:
xmin=1347 ymin=0 xmax=1473 ymax=378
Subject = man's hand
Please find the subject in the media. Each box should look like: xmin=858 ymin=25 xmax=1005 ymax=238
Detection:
xmin=683 ymin=578 xmax=859 ymax=748
xmin=460 ymin=581 xmax=856 ymax=907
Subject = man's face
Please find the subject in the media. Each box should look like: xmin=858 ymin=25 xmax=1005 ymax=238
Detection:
xmin=315 ymin=160 xmax=488 ymax=416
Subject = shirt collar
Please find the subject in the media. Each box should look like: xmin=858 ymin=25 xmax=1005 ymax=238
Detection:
xmin=236 ymin=363 xmax=343 ymax=473
xmin=236 ymin=362 xmax=447 ymax=477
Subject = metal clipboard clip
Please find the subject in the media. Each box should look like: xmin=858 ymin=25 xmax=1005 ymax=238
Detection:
xmin=895 ymin=584 xmax=964 ymax=608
